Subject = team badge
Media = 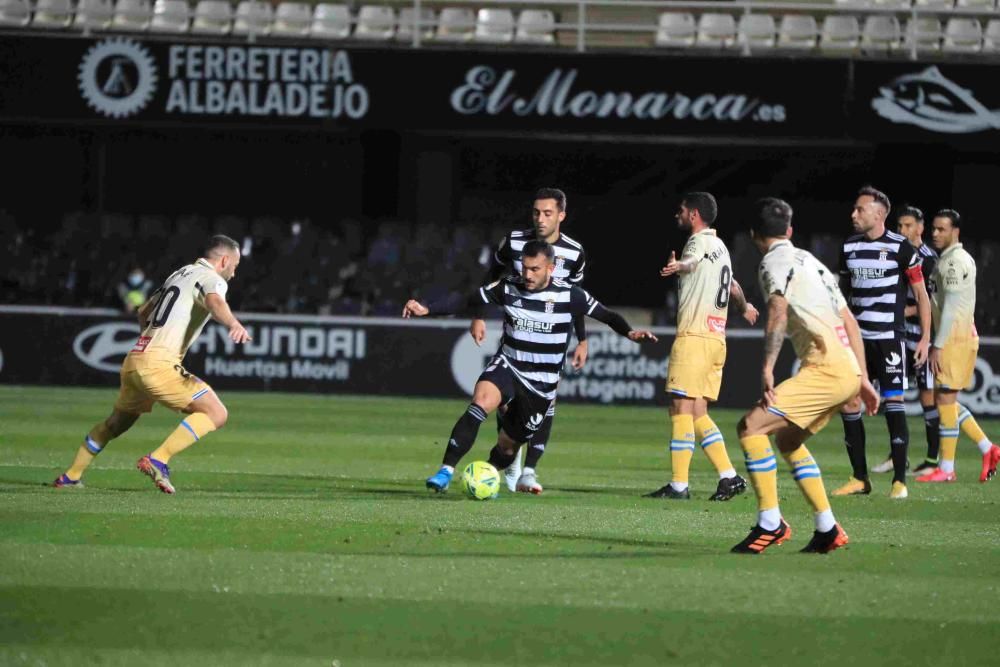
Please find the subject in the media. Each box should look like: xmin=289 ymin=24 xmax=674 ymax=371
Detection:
xmin=545 ymin=300 xmax=555 ymax=314
xmin=879 ymin=250 xmax=888 ymax=262
xmin=555 ymin=256 xmax=565 ymax=269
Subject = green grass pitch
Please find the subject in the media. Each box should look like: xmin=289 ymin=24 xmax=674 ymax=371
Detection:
xmin=2 ymin=385 xmax=999 ymax=666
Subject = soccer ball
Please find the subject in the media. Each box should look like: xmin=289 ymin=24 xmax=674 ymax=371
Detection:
xmin=461 ymin=461 xmax=500 ymax=500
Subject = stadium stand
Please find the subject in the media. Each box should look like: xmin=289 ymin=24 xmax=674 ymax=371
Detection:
xmin=112 ymin=0 xmax=153 ymax=32
xmin=31 ymin=0 xmax=74 ymax=28
xmin=310 ymin=2 xmax=351 ymax=38
xmin=190 ymin=0 xmax=232 ymax=34
xmin=149 ymin=0 xmax=191 ymax=32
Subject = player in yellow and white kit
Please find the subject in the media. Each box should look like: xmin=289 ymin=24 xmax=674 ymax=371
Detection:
xmin=53 ymin=236 xmax=250 ymax=494
xmin=916 ymin=210 xmax=1000 ymax=483
xmin=731 ymin=198 xmax=879 ymax=555
xmin=645 ymin=192 xmax=760 ymax=501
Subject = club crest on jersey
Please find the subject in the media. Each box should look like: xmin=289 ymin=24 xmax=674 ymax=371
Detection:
xmin=545 ymin=300 xmax=555 ymax=314
xmin=879 ymin=250 xmax=888 ymax=262
xmin=555 ymin=256 xmax=565 ymax=269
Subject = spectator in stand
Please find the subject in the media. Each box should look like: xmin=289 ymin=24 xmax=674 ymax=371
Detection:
xmin=117 ymin=267 xmax=154 ymax=314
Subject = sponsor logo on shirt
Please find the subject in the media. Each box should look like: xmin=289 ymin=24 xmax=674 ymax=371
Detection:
xmin=707 ymin=315 xmax=726 ymax=333
xmin=513 ymin=318 xmax=554 ymax=333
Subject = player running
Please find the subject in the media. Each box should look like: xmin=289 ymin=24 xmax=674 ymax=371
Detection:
xmin=645 ymin=192 xmax=759 ymax=502
xmin=732 ymin=198 xmax=879 ymax=555
xmin=916 ymin=209 xmax=1000 ymax=483
xmin=404 ymin=240 xmax=657 ymax=493
xmin=53 ymin=236 xmax=250 ymax=494
xmin=470 ymin=188 xmax=588 ymax=494
xmin=834 ymin=187 xmax=932 ymax=500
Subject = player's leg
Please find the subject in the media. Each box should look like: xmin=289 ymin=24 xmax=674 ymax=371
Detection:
xmin=137 ymin=387 xmax=228 ymax=495
xmin=836 ymin=342 xmax=876 ymax=493
xmin=427 ymin=378 xmax=504 ymax=492
xmin=54 ymin=409 xmax=142 ymax=487
xmin=912 ymin=374 xmax=940 ymax=476
xmin=832 ymin=394 xmax=872 ymax=496
xmin=695 ymin=399 xmax=747 ymax=501
xmin=730 ymin=406 xmax=791 ymax=553
xmin=955 ymin=403 xmax=1000 ymax=482
xmin=516 ymin=405 xmax=554 ymax=494
xmin=495 ymin=404 xmax=522 ymax=492
xmin=918 ymin=389 xmax=959 ymax=482
xmin=774 ymin=423 xmax=849 ymax=553
xmin=880 ymin=338 xmax=910 ymax=496
xmin=644 ymin=396 xmax=695 ymax=499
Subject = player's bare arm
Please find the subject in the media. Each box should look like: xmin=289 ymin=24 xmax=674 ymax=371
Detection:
xmin=659 ymin=251 xmax=697 ymax=277
xmin=205 ymin=293 xmax=251 ymax=344
xmin=912 ymin=279 xmax=932 ymax=366
xmin=839 ymin=306 xmax=880 ymax=416
xmin=729 ymin=278 xmax=759 ymax=325
xmin=761 ymin=295 xmax=788 ymax=407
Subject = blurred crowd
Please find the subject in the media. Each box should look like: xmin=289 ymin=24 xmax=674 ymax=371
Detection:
xmin=2 ymin=209 xmax=999 ymax=335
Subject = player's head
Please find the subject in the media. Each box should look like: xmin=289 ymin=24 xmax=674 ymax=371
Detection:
xmin=931 ymin=208 xmax=961 ymax=250
xmin=896 ymin=206 xmax=924 ymax=245
xmin=520 ymin=239 xmax=555 ymax=291
xmin=532 ymin=188 xmax=567 ymax=241
xmin=749 ymin=197 xmax=793 ymax=253
xmin=677 ymin=192 xmax=718 ymax=233
xmin=852 ymin=186 xmax=891 ymax=235
xmin=204 ymin=235 xmax=241 ymax=281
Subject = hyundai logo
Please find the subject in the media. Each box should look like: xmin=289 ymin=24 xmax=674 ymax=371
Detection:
xmin=73 ymin=322 xmax=141 ymax=373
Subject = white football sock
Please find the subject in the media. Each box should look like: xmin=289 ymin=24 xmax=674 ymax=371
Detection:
xmin=758 ymin=508 xmax=781 ymax=531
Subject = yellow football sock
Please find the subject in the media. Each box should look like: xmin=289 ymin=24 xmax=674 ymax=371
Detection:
xmin=783 ymin=445 xmax=830 ymax=514
xmin=957 ymin=404 xmax=989 ymax=445
xmin=66 ymin=422 xmax=114 ymax=480
xmin=939 ymin=403 xmax=959 ymax=471
xmin=695 ymin=414 xmax=734 ymax=475
xmin=670 ymin=414 xmax=696 ymax=485
xmin=741 ymin=434 xmax=778 ymax=511
xmin=150 ymin=413 xmax=217 ymax=464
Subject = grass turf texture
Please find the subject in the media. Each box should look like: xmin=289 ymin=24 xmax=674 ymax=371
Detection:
xmin=2 ymin=385 xmax=999 ymax=666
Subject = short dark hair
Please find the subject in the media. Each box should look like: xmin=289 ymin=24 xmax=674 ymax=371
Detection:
xmin=521 ymin=239 xmax=555 ymax=262
xmin=682 ymin=192 xmax=718 ymax=225
xmin=934 ymin=208 xmax=961 ymax=228
xmin=897 ymin=206 xmax=924 ymax=223
xmin=534 ymin=188 xmax=567 ymax=212
xmin=205 ymin=234 xmax=240 ymax=258
xmin=859 ymin=186 xmax=891 ymax=214
xmin=751 ymin=197 xmax=793 ymax=238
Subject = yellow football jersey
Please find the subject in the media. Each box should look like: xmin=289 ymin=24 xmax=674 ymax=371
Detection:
xmin=930 ymin=242 xmax=978 ymax=348
xmin=128 ymin=258 xmax=228 ymax=364
xmin=758 ymin=240 xmax=860 ymax=374
xmin=676 ymin=228 xmax=731 ymax=339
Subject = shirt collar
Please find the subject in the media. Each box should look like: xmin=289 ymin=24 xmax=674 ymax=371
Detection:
xmin=766 ymin=239 xmax=793 ymax=255
xmin=196 ymin=258 xmax=215 ymax=270
xmin=941 ymin=242 xmax=963 ymax=258
xmin=694 ymin=227 xmax=717 ymax=238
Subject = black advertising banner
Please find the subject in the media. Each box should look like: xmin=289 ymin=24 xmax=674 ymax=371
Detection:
xmin=3 ymin=308 xmax=1000 ymax=415
xmin=0 ymin=34 xmax=850 ymax=138
xmin=852 ymin=61 xmax=1000 ymax=146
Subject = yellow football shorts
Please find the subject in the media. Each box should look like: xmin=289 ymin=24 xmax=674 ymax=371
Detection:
xmin=936 ymin=339 xmax=979 ymax=391
xmin=114 ymin=355 xmax=211 ymax=414
xmin=767 ymin=364 xmax=861 ymax=434
xmin=666 ymin=335 xmax=726 ymax=401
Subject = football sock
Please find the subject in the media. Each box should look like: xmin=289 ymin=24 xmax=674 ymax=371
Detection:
xmin=741 ymin=434 xmax=779 ymax=526
xmin=957 ymin=404 xmax=992 ymax=454
xmin=694 ymin=415 xmax=736 ymax=479
xmin=487 ymin=445 xmax=517 ymax=471
xmin=938 ymin=403 xmax=959 ymax=473
xmin=522 ymin=466 xmax=535 ymax=476
xmin=783 ymin=445 xmax=831 ymax=515
xmin=66 ymin=422 xmax=115 ymax=480
xmin=524 ymin=441 xmax=545 ymax=468
xmin=442 ymin=403 xmax=488 ymax=467
xmin=885 ymin=401 xmax=909 ymax=484
xmin=150 ymin=412 xmax=217 ymax=464
xmin=922 ymin=404 xmax=940 ymax=463
xmin=670 ymin=414 xmax=696 ymax=487
xmin=841 ymin=410 xmax=868 ymax=480
xmin=815 ymin=509 xmax=836 ymax=533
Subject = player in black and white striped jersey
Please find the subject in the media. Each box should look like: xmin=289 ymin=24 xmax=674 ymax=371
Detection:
xmin=405 ymin=240 xmax=657 ymax=494
xmin=871 ymin=207 xmax=942 ymax=478
xmin=833 ymin=187 xmax=933 ymax=500
xmin=469 ymin=188 xmax=588 ymax=494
